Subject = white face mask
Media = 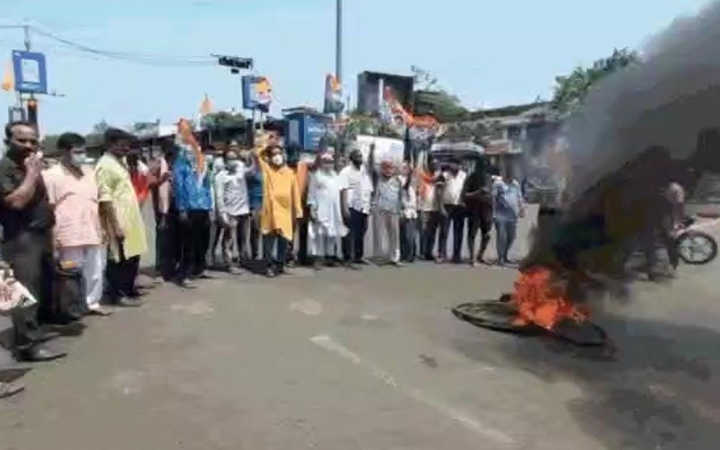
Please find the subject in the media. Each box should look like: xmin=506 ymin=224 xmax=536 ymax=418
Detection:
xmin=70 ymin=152 xmax=86 ymax=167
xmin=271 ymin=154 xmax=284 ymax=166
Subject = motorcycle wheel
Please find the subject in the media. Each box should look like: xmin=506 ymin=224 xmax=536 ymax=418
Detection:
xmin=677 ymin=231 xmax=718 ymax=265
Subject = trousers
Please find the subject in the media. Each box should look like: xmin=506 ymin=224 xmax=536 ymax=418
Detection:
xmin=179 ymin=210 xmax=210 ymax=280
xmin=468 ymin=212 xmax=493 ymax=261
xmin=419 ymin=210 xmax=441 ymax=260
xmin=58 ymin=245 xmax=105 ymax=310
xmin=342 ymin=208 xmax=368 ymax=262
xmin=494 ymin=218 xmax=518 ymax=264
xmin=155 ymin=211 xmax=179 ymax=280
xmin=2 ymin=229 xmax=52 ymax=349
xmin=373 ymin=210 xmax=400 ymax=263
xmin=400 ymin=217 xmax=418 ymax=262
xmin=439 ymin=205 xmax=466 ymax=261
xmin=263 ymin=232 xmax=289 ymax=270
xmin=107 ymin=254 xmax=140 ymax=300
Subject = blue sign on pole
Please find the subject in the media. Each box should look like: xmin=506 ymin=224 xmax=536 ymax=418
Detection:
xmin=12 ymin=50 xmax=48 ymax=94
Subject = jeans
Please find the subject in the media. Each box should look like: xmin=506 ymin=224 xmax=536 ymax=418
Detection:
xmin=178 ymin=210 xmax=211 ymax=281
xmin=263 ymin=232 xmax=289 ymax=271
xmin=438 ymin=205 xmax=466 ymax=261
xmin=420 ymin=211 xmax=441 ymax=260
xmin=468 ymin=212 xmax=493 ymax=261
xmin=249 ymin=208 xmax=262 ymax=260
xmin=494 ymin=219 xmax=518 ymax=264
xmin=400 ymin=217 xmax=418 ymax=262
xmin=342 ymin=208 xmax=369 ymax=262
xmin=219 ymin=214 xmax=249 ymax=266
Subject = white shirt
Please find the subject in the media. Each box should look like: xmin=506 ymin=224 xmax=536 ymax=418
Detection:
xmin=375 ymin=176 xmax=402 ymax=214
xmin=339 ymin=164 xmax=374 ymax=214
xmin=307 ymin=169 xmax=348 ymax=238
xmin=214 ymin=163 xmax=251 ymax=216
xmin=442 ymin=170 xmax=467 ymax=205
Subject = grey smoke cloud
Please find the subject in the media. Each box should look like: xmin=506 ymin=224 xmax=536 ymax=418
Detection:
xmin=565 ymin=0 xmax=720 ymax=198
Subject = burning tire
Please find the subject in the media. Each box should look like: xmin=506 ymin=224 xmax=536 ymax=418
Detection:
xmin=676 ymin=230 xmax=718 ymax=265
xmin=452 ymin=301 xmax=541 ymax=334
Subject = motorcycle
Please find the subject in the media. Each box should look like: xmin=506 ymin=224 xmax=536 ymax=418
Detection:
xmin=674 ymin=216 xmax=719 ymax=265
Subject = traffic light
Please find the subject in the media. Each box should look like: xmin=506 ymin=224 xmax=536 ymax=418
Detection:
xmin=217 ymin=56 xmax=253 ymax=70
xmin=26 ymin=98 xmax=38 ymax=126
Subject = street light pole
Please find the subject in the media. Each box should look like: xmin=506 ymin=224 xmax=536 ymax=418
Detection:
xmin=336 ymin=0 xmax=342 ymax=84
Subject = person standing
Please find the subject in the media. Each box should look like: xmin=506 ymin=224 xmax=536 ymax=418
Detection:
xmin=437 ymin=160 xmax=467 ymax=263
xmin=242 ymin=147 xmax=263 ymax=260
xmin=95 ymin=128 xmax=148 ymax=304
xmin=256 ymin=144 xmax=303 ymax=277
xmin=339 ymin=146 xmax=374 ymax=265
xmin=462 ymin=161 xmax=494 ymax=266
xmin=214 ymin=149 xmax=255 ymax=273
xmin=150 ymin=140 xmax=177 ymax=281
xmin=399 ymin=162 xmax=418 ymax=263
xmin=0 ymin=121 xmax=66 ymax=362
xmin=417 ymin=155 xmax=442 ymax=261
xmin=307 ymin=152 xmax=348 ymax=268
xmin=371 ymin=151 xmax=403 ymax=267
xmin=208 ymin=154 xmax=226 ymax=268
xmin=492 ymin=167 xmax=525 ymax=266
xmin=43 ymin=133 xmax=111 ymax=316
xmin=172 ymin=122 xmax=213 ymax=287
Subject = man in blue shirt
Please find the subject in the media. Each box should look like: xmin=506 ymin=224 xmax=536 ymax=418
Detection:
xmin=492 ymin=168 xmax=525 ymax=266
xmin=243 ymin=148 xmax=263 ymax=260
xmin=172 ymin=142 xmax=213 ymax=287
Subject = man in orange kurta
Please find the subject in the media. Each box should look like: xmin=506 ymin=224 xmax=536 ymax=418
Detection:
xmin=255 ymin=138 xmax=302 ymax=277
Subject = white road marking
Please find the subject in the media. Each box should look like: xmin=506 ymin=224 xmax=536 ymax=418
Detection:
xmin=309 ymin=335 xmax=516 ymax=446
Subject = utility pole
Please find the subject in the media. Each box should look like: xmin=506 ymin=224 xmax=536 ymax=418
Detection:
xmin=336 ymin=0 xmax=342 ymax=85
xmin=22 ymin=24 xmax=38 ymax=128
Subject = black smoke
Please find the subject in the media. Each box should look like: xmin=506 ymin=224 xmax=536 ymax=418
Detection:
xmin=524 ymin=2 xmax=720 ymax=286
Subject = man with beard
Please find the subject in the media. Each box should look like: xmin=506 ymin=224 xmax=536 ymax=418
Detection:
xmin=95 ymin=128 xmax=148 ymax=305
xmin=0 ymin=121 xmax=66 ymax=361
xmin=339 ymin=146 xmax=373 ymax=265
xmin=43 ymin=133 xmax=111 ymax=316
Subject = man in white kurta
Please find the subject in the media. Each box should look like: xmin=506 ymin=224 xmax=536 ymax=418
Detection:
xmin=307 ymin=153 xmax=348 ymax=267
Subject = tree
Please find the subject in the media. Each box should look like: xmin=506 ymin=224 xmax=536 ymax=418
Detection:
xmin=551 ymin=48 xmax=640 ymax=114
xmin=410 ymin=66 xmax=468 ymax=122
xmin=200 ymin=111 xmax=246 ymax=130
xmin=41 ymin=134 xmax=61 ymax=156
xmin=92 ymin=120 xmax=110 ymax=134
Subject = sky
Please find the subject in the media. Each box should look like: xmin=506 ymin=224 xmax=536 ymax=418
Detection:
xmin=0 ymin=0 xmax=713 ymax=136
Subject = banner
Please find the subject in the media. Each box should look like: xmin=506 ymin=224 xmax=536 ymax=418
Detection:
xmin=242 ymin=75 xmax=272 ymax=112
xmin=323 ymin=74 xmax=344 ymax=114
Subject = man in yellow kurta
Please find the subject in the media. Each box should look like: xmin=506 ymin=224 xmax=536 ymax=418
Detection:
xmin=95 ymin=128 xmax=148 ymax=305
xmin=254 ymin=136 xmax=302 ymax=277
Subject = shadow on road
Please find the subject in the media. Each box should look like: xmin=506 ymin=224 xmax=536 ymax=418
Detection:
xmin=452 ymin=314 xmax=720 ymax=450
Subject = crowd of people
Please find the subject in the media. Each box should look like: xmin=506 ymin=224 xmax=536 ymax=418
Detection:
xmin=0 ymin=119 xmax=527 ymax=398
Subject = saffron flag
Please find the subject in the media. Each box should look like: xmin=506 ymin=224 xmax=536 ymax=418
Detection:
xmin=1 ymin=61 xmax=14 ymax=92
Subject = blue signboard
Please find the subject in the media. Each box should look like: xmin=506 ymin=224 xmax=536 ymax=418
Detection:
xmin=285 ymin=112 xmax=331 ymax=152
xmin=12 ymin=50 xmax=47 ymax=94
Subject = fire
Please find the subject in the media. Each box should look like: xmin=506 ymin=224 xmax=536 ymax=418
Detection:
xmin=510 ymin=266 xmax=589 ymax=330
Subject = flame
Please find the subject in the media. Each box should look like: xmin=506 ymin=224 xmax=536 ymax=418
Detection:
xmin=510 ymin=266 xmax=589 ymax=330
xmin=177 ymin=118 xmax=205 ymax=174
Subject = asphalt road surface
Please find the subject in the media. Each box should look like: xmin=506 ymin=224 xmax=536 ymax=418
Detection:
xmin=1 ymin=210 xmax=719 ymax=450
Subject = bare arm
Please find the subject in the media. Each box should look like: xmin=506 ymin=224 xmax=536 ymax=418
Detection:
xmin=99 ymin=201 xmax=123 ymax=240
xmin=3 ymin=155 xmax=42 ymax=210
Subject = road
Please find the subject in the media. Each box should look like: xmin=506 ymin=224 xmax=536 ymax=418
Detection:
xmin=1 ymin=211 xmax=720 ymax=450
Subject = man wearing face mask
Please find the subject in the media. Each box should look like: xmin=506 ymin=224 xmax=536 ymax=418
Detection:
xmin=339 ymin=146 xmax=374 ymax=265
xmin=95 ymin=128 xmax=148 ymax=305
xmin=214 ymin=149 xmax=256 ymax=273
xmin=0 ymin=121 xmax=66 ymax=361
xmin=43 ymin=133 xmax=111 ymax=316
xmin=307 ymin=152 xmax=347 ymax=268
xmin=255 ymin=142 xmax=302 ymax=277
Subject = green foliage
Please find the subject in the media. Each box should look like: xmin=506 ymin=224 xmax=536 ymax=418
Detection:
xmin=411 ymin=66 xmax=469 ymax=123
xmin=92 ymin=120 xmax=110 ymax=134
xmin=200 ymin=111 xmax=246 ymax=130
xmin=551 ymin=48 xmax=640 ymax=113
xmin=41 ymin=134 xmax=61 ymax=156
